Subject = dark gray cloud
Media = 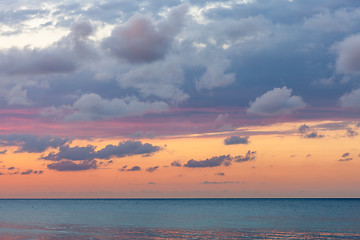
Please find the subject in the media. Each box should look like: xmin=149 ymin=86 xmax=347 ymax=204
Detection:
xmin=215 ymin=172 xmax=225 ymax=176
xmin=146 ymin=166 xmax=159 ymax=172
xmin=0 ymin=150 xmax=6 ymax=154
xmin=8 ymin=166 xmax=15 ymax=170
xmin=342 ymin=152 xmax=350 ymax=158
xmin=304 ymin=132 xmax=324 ymax=138
xmin=184 ymin=155 xmax=232 ymax=168
xmin=95 ymin=140 xmax=161 ymax=159
xmin=171 ymin=160 xmax=182 ymax=167
xmin=127 ymin=166 xmax=141 ymax=171
xmin=47 ymin=160 xmax=97 ymax=171
xmin=224 ymin=136 xmax=249 ymax=145
xmin=233 ymin=151 xmax=256 ymax=163
xmin=298 ymin=124 xmax=310 ymax=133
xmin=42 ymin=145 xmax=96 ymax=161
xmin=0 ymin=134 xmax=68 ymax=153
xmin=338 ymin=158 xmax=352 ymax=162
xmin=103 ymin=4 xmax=188 ymax=63
xmin=42 ymin=140 xmax=161 ymax=162
xmin=21 ymin=169 xmax=33 ymax=175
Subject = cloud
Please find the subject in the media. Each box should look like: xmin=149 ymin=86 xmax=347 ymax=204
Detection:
xmin=340 ymin=88 xmax=360 ymax=108
xmin=298 ymin=124 xmax=310 ymax=133
xmin=119 ymin=61 xmax=189 ymax=104
xmin=184 ymin=155 xmax=232 ymax=168
xmin=247 ymin=87 xmax=306 ymax=115
xmin=47 ymin=160 xmax=97 ymax=171
xmin=42 ymin=145 xmax=96 ymax=161
xmin=6 ymin=84 xmax=31 ymax=106
xmin=304 ymin=132 xmax=324 ymax=138
xmin=95 ymin=140 xmax=161 ymax=159
xmin=342 ymin=152 xmax=350 ymax=158
xmin=0 ymin=150 xmax=6 ymax=154
xmin=0 ymin=134 xmax=68 ymax=153
xmin=21 ymin=169 xmax=33 ymax=175
xmin=127 ymin=166 xmax=141 ymax=171
xmin=303 ymin=8 xmax=360 ymax=32
xmin=233 ymin=150 xmax=256 ymax=162
xmin=146 ymin=166 xmax=159 ymax=172
xmin=8 ymin=166 xmax=14 ymax=170
xmin=42 ymin=140 xmax=161 ymax=161
xmin=347 ymin=128 xmax=358 ymax=137
xmin=171 ymin=160 xmax=182 ymax=167
xmin=215 ymin=172 xmax=225 ymax=176
xmin=338 ymin=158 xmax=352 ymax=162
xmin=196 ymin=59 xmax=236 ymax=90
xmin=62 ymin=93 xmax=169 ymax=121
xmin=333 ymin=33 xmax=360 ymax=74
xmin=103 ymin=4 xmax=188 ymax=63
xmin=224 ymin=136 xmax=249 ymax=145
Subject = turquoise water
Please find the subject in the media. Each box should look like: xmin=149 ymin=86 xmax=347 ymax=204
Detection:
xmin=0 ymin=199 xmax=359 ymax=239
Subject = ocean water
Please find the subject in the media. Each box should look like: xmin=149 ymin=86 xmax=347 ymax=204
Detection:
xmin=0 ymin=198 xmax=359 ymax=239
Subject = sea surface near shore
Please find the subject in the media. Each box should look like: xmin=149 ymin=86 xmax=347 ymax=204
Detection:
xmin=0 ymin=198 xmax=359 ymax=239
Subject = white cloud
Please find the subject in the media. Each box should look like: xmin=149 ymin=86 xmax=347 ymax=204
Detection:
xmin=247 ymin=87 xmax=306 ymax=115
xmin=196 ymin=59 xmax=235 ymax=90
xmin=340 ymin=88 xmax=360 ymax=108
xmin=6 ymin=84 xmax=31 ymax=105
xmin=332 ymin=33 xmax=360 ymax=74
xmin=45 ymin=93 xmax=169 ymax=121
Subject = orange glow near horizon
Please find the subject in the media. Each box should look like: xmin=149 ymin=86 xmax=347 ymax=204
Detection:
xmin=0 ymin=120 xmax=359 ymax=198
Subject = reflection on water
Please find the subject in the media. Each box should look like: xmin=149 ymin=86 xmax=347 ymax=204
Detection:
xmin=1 ymin=222 xmax=360 ymax=240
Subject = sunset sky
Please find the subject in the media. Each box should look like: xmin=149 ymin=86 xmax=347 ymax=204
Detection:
xmin=0 ymin=0 xmax=360 ymax=198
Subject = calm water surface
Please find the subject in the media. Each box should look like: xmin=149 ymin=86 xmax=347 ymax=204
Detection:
xmin=0 ymin=198 xmax=359 ymax=239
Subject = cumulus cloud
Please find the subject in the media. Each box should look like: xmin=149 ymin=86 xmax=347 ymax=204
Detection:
xmin=224 ymin=136 xmax=249 ymax=145
xmin=6 ymin=84 xmax=31 ymax=106
xmin=247 ymin=87 xmax=306 ymax=115
xmin=95 ymin=140 xmax=161 ymax=159
xmin=333 ymin=33 xmax=360 ymax=74
xmin=119 ymin=61 xmax=188 ymax=104
xmin=233 ymin=150 xmax=256 ymax=162
xmin=0 ymin=134 xmax=68 ymax=153
xmin=184 ymin=155 xmax=232 ymax=168
xmin=196 ymin=59 xmax=236 ymax=90
xmin=303 ymin=8 xmax=360 ymax=32
xmin=62 ymin=93 xmax=169 ymax=121
xmin=42 ymin=140 xmax=161 ymax=161
xmin=340 ymin=88 xmax=360 ymax=108
xmin=103 ymin=4 xmax=188 ymax=63
xmin=47 ymin=160 xmax=98 ymax=171
xmin=42 ymin=145 xmax=96 ymax=161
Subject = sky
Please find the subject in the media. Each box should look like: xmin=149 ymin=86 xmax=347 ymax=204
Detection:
xmin=0 ymin=0 xmax=360 ymax=198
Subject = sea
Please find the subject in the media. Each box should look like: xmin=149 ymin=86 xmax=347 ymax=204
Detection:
xmin=0 ymin=198 xmax=359 ymax=239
